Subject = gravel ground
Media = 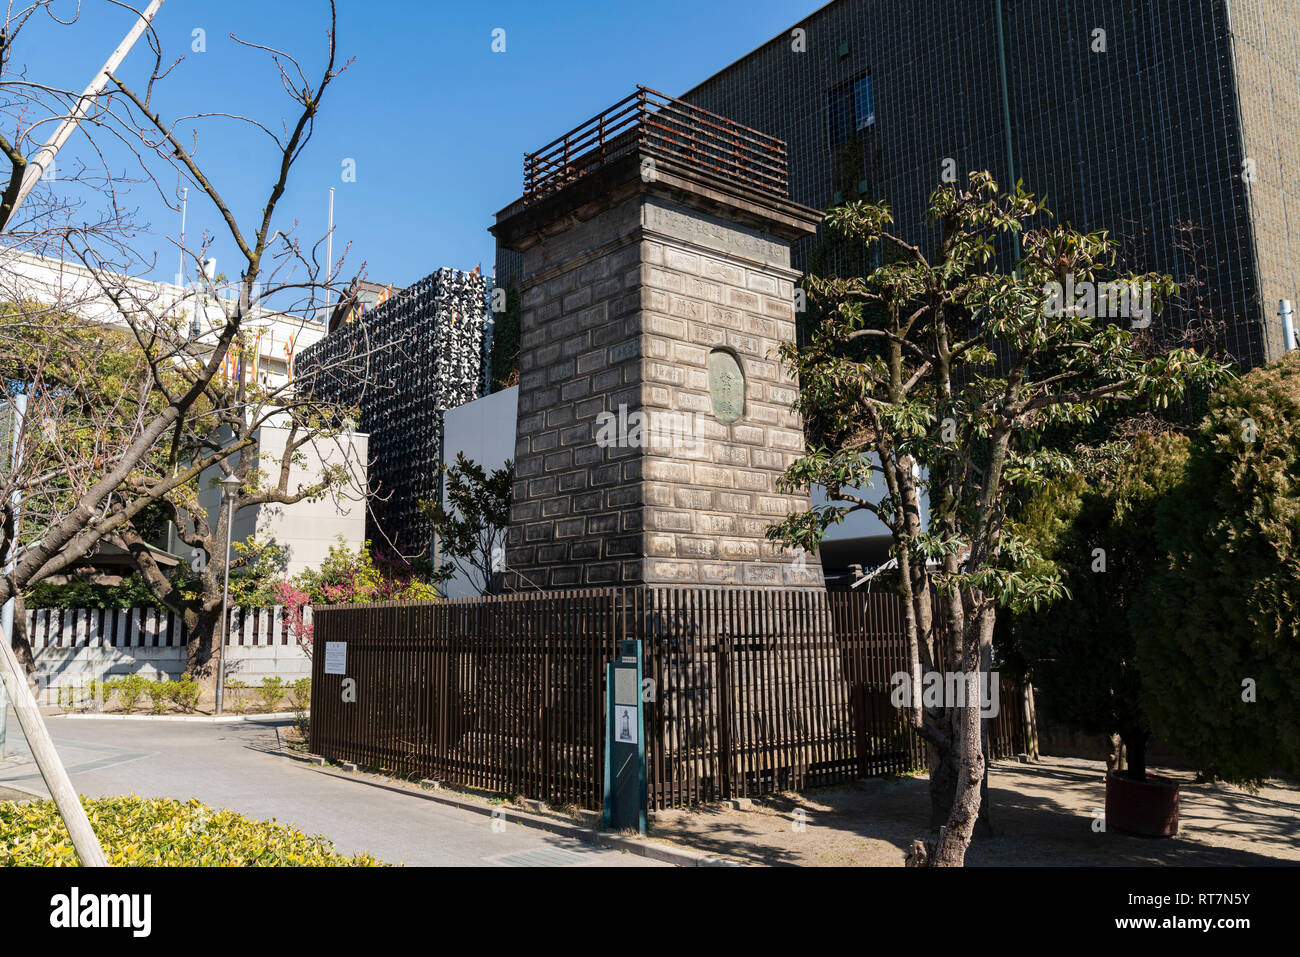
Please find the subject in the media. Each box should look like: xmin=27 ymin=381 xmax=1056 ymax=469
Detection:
xmin=641 ymin=756 xmax=1300 ymax=866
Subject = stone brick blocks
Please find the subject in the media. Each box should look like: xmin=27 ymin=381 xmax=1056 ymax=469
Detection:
xmin=497 ymin=157 xmax=824 ymax=590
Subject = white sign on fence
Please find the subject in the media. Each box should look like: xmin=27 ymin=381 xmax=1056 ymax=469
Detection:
xmin=324 ymin=641 xmax=347 ymax=675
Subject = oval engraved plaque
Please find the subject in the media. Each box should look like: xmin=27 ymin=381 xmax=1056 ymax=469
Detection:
xmin=708 ymin=349 xmax=745 ymax=423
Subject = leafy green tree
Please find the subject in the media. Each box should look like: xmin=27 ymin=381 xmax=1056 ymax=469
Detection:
xmin=1012 ymin=432 xmax=1190 ymax=781
xmin=420 ymin=454 xmax=513 ymax=596
xmin=224 ymin=538 xmax=290 ymax=606
xmin=25 ymin=574 xmax=167 ymax=611
xmin=768 ymin=171 xmax=1227 ymax=865
xmin=1134 ymin=352 xmax=1300 ymax=784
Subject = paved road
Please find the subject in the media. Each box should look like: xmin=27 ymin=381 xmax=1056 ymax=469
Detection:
xmin=0 ymin=710 xmax=662 ymax=867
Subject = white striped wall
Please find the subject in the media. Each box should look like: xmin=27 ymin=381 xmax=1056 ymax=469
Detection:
xmin=24 ymin=605 xmax=312 ymax=649
xmin=22 ymin=605 xmax=312 ymax=687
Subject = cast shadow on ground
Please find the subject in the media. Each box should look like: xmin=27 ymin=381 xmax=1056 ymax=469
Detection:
xmin=645 ymin=757 xmax=1300 ymax=866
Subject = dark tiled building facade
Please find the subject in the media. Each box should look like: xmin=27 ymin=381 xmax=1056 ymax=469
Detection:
xmin=498 ymin=0 xmax=1300 ymax=369
xmin=298 ymin=268 xmax=489 ymax=556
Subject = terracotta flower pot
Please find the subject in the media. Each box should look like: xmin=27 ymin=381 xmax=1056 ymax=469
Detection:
xmin=1106 ymin=770 xmax=1179 ymax=837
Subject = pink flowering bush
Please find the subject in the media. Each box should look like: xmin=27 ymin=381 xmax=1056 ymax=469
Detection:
xmin=271 ymin=542 xmax=438 ymax=656
xmin=273 ymin=580 xmax=314 ymax=655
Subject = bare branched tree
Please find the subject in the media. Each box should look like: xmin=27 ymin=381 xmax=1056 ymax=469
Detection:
xmin=0 ymin=1 xmax=380 ymax=683
xmin=120 ymin=333 xmax=381 ymax=674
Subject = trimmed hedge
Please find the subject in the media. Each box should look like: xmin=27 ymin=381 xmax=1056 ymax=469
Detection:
xmin=1134 ymin=351 xmax=1300 ymax=784
xmin=0 ymin=796 xmax=383 ymax=866
xmin=1012 ymin=432 xmax=1190 ymax=776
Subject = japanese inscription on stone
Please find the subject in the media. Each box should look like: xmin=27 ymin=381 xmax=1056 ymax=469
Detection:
xmin=708 ymin=349 xmax=745 ymax=423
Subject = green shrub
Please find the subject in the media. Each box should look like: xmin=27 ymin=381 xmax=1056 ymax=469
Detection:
xmin=88 ymin=680 xmax=108 ymax=712
xmin=258 ymin=676 xmax=286 ymax=712
xmin=289 ymin=677 xmax=311 ymax=712
xmin=57 ymin=684 xmax=101 ymax=712
xmin=69 ymin=681 xmax=104 ymax=713
xmin=114 ymin=675 xmax=149 ymax=714
xmin=169 ymin=673 xmax=202 ymax=713
xmin=289 ymin=677 xmax=311 ymax=745
xmin=0 ymin=796 xmax=382 ymax=866
xmin=226 ymin=680 xmax=249 ymax=715
xmin=147 ymin=681 xmax=170 ymax=714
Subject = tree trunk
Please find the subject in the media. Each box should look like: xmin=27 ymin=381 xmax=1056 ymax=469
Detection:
xmin=929 ymin=603 xmax=997 ymax=866
xmin=185 ymin=600 xmax=224 ymax=678
xmin=932 ymin=693 xmax=985 ymax=865
xmin=9 ymin=591 xmax=35 ymax=678
xmin=928 ymin=709 xmax=992 ymax=836
xmin=928 ymin=732 xmax=958 ymax=829
xmin=1124 ymin=731 xmax=1148 ymax=782
xmin=1107 ymin=733 xmax=1125 ymax=774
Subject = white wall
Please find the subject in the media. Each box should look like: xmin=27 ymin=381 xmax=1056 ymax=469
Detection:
xmin=248 ymin=425 xmax=369 ymax=576
xmin=178 ymin=425 xmax=368 ymax=578
xmin=440 ymin=387 xmax=519 ymax=597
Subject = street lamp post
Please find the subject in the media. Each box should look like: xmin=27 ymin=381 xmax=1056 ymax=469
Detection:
xmin=1 ymin=392 xmax=27 ymax=756
xmin=214 ymin=474 xmax=241 ymax=715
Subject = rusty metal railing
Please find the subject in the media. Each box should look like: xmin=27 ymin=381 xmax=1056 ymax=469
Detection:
xmin=522 ymin=86 xmax=789 ymax=201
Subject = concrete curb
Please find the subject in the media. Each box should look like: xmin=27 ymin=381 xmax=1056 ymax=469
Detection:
xmin=281 ymin=751 xmax=742 ymax=867
xmin=63 ymin=712 xmax=294 ymax=724
xmin=0 ymin=778 xmax=45 ymax=800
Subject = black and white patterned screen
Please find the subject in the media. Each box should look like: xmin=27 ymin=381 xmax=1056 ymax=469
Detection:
xmin=298 ymin=267 xmax=489 ymax=557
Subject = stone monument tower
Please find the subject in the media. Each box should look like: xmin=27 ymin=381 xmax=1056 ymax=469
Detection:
xmin=492 ymin=87 xmax=824 ymax=591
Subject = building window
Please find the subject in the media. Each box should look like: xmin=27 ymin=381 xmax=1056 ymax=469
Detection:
xmin=854 ymin=75 xmax=875 ymax=130
xmin=828 ymin=73 xmax=874 ymax=150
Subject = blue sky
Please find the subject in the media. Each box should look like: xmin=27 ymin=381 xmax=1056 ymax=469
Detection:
xmin=17 ymin=0 xmax=813 ymax=293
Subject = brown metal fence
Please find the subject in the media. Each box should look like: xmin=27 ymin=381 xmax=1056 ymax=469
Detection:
xmin=309 ymin=592 xmax=618 ymax=809
xmin=309 ymin=587 xmax=1027 ymax=811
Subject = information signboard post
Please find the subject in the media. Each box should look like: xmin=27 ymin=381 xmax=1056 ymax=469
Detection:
xmin=603 ymin=639 xmax=646 ymax=834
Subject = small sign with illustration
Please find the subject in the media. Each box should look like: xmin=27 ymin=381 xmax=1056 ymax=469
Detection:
xmin=614 ymin=704 xmax=638 ymax=744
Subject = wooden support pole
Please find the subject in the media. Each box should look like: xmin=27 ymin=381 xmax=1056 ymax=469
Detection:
xmin=4 ymin=0 xmax=166 ymax=226
xmin=0 ymin=622 xmax=108 ymax=866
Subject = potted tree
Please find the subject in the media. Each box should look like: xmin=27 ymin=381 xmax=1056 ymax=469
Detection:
xmin=1012 ymin=433 xmax=1188 ymax=837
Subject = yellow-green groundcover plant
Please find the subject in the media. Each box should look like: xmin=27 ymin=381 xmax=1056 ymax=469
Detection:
xmin=0 ymin=796 xmax=383 ymax=866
